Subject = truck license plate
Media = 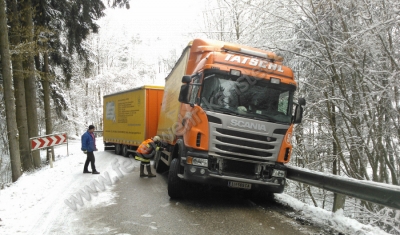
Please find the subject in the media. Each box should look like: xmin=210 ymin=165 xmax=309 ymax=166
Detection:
xmin=228 ymin=181 xmax=251 ymax=190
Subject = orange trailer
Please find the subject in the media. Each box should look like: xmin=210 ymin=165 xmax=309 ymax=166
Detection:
xmin=103 ymin=85 xmax=164 ymax=157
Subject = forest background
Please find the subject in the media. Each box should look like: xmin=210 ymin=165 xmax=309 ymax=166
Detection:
xmin=0 ymin=0 xmax=399 ymax=233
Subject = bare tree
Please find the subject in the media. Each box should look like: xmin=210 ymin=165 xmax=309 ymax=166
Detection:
xmin=261 ymin=0 xmax=400 ymax=231
xmin=194 ymin=0 xmax=267 ymax=45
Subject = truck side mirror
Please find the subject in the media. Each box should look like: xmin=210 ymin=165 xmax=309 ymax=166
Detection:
xmin=182 ymin=75 xmax=191 ymax=83
xmin=293 ymin=98 xmax=305 ymax=124
xmin=293 ymin=105 xmax=303 ymax=124
xmin=178 ymin=84 xmax=190 ymax=103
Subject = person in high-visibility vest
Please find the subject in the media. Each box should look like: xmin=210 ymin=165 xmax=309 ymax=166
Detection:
xmin=135 ymin=136 xmax=163 ymax=177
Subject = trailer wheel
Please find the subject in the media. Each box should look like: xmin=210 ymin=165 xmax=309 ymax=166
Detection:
xmin=122 ymin=145 xmax=129 ymax=157
xmin=168 ymin=158 xmax=185 ymax=199
xmin=154 ymin=151 xmax=168 ymax=173
xmin=115 ymin=144 xmax=122 ymax=155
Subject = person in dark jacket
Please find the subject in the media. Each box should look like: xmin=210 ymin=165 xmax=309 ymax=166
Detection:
xmin=81 ymin=125 xmax=100 ymax=174
xmin=135 ymin=136 xmax=163 ymax=177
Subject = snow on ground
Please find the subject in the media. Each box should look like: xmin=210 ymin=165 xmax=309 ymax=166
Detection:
xmin=275 ymin=195 xmax=390 ymax=235
xmin=0 ymin=137 xmax=140 ymax=235
xmin=0 ymin=138 xmax=391 ymax=235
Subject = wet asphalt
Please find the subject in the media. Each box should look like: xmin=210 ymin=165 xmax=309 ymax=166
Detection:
xmin=73 ymin=155 xmax=330 ymax=235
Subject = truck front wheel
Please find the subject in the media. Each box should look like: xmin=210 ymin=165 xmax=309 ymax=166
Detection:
xmin=168 ymin=158 xmax=185 ymax=199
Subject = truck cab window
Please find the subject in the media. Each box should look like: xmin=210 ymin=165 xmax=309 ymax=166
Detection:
xmin=200 ymin=71 xmax=295 ymax=124
xmin=188 ymin=74 xmax=201 ymax=104
xmin=278 ymin=91 xmax=290 ymax=115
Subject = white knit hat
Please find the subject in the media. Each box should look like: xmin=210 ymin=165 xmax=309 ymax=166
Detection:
xmin=153 ymin=136 xmax=161 ymax=142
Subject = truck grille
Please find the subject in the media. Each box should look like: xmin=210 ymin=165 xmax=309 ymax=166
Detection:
xmin=207 ymin=113 xmax=288 ymax=163
xmin=213 ymin=128 xmax=276 ymax=162
xmin=216 ymin=128 xmax=276 ymax=143
xmin=215 ymin=144 xmax=272 ymax=157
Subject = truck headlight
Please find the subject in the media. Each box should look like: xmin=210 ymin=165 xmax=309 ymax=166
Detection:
xmin=272 ymin=169 xmax=286 ymax=178
xmin=187 ymin=156 xmax=208 ymax=167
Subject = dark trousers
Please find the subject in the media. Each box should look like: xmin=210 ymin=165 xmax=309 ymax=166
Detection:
xmin=84 ymin=152 xmax=96 ymax=172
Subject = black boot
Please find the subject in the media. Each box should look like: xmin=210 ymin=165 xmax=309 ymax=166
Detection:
xmin=140 ymin=164 xmax=147 ymax=177
xmin=146 ymin=164 xmax=156 ymax=177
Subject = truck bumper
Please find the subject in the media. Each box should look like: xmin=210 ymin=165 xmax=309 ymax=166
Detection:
xmin=181 ymin=165 xmax=285 ymax=193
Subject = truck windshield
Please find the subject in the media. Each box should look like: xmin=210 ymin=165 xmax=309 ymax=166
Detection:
xmin=200 ymin=72 xmax=295 ymax=124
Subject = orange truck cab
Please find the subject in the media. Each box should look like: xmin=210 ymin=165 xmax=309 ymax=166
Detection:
xmin=154 ymin=39 xmax=305 ymax=198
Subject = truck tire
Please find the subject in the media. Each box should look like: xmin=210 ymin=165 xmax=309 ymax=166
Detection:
xmin=115 ymin=144 xmax=122 ymax=155
xmin=168 ymin=158 xmax=185 ymax=199
xmin=154 ymin=151 xmax=168 ymax=173
xmin=122 ymin=145 xmax=130 ymax=158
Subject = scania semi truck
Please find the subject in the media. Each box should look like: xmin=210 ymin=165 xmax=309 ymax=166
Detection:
xmin=154 ymin=39 xmax=305 ymax=198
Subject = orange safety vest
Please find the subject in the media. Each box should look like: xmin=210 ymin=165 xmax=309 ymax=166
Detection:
xmin=137 ymin=139 xmax=154 ymax=154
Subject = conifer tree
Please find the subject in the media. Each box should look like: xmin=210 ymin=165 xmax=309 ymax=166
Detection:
xmin=6 ymin=0 xmax=33 ymax=170
xmin=0 ymin=0 xmax=22 ymax=181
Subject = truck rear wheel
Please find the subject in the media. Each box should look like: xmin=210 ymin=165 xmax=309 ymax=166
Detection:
xmin=115 ymin=144 xmax=122 ymax=155
xmin=168 ymin=158 xmax=185 ymax=199
xmin=154 ymin=151 xmax=168 ymax=173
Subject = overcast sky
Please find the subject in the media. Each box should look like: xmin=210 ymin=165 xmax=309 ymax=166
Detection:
xmin=95 ymin=1 xmax=208 ymax=84
xmin=103 ymin=0 xmax=206 ymax=46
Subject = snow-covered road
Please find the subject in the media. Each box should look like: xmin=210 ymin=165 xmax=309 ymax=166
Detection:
xmin=0 ymin=138 xmax=390 ymax=235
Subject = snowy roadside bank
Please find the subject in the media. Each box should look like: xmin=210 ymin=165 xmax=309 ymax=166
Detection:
xmin=0 ymin=138 xmax=139 ymax=234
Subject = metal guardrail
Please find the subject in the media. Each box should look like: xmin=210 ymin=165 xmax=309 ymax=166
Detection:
xmin=286 ymin=165 xmax=400 ymax=210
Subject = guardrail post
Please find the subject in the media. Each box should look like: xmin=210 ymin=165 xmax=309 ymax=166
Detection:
xmin=47 ymin=148 xmax=53 ymax=168
xmin=332 ymin=193 xmax=346 ymax=212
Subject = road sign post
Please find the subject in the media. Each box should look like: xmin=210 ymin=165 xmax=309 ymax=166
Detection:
xmin=30 ymin=133 xmax=68 ymax=166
